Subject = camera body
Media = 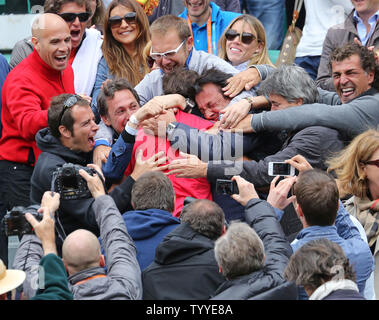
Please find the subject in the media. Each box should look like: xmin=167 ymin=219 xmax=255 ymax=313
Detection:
xmin=2 ymin=205 xmax=42 ymax=237
xmin=215 ymin=179 xmax=239 ymax=195
xmin=53 ymin=163 xmax=96 ymax=200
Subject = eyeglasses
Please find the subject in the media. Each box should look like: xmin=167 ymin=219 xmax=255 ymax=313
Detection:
xmin=59 ymin=12 xmax=91 ymax=23
xmin=150 ymin=40 xmax=186 ymax=61
xmin=58 ymin=94 xmax=81 ymax=125
xmin=146 ymin=56 xmax=155 ymax=69
xmin=225 ymin=29 xmax=256 ymax=45
xmin=364 ymin=159 xmax=379 ymax=168
xmin=109 ymin=12 xmax=137 ymax=28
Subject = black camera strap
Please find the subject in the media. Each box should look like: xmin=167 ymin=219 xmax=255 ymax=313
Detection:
xmin=50 ymin=173 xmax=67 ymax=242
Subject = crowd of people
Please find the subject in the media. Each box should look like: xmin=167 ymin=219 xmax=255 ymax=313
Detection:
xmin=0 ymin=0 xmax=378 ymax=302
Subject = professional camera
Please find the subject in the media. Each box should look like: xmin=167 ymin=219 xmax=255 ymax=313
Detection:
xmin=52 ymin=163 xmax=97 ymax=200
xmin=2 ymin=205 xmax=42 ymax=237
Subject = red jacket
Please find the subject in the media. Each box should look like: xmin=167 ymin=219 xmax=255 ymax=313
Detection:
xmin=125 ymin=110 xmax=214 ymax=217
xmin=0 ymin=49 xmax=74 ymax=165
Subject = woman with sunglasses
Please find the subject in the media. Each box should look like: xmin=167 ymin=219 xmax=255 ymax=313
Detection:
xmin=218 ymin=14 xmax=274 ymax=71
xmin=327 ymin=129 xmax=379 ymax=297
xmin=91 ymin=0 xmax=150 ymax=121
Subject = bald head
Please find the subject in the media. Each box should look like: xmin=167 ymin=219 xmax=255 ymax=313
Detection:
xmin=62 ymin=229 xmax=101 ymax=275
xmin=31 ymin=13 xmax=71 ymax=71
xmin=32 ymin=13 xmax=68 ymax=38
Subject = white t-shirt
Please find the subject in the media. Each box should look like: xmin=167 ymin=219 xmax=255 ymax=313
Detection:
xmin=296 ymin=0 xmax=353 ymax=57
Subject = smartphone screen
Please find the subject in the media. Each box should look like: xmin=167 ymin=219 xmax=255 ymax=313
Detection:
xmin=269 ymin=162 xmax=295 ymax=176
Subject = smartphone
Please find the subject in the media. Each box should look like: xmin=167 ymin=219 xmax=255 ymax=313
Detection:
xmin=268 ymin=162 xmax=295 ymax=177
xmin=215 ymin=179 xmax=239 ymax=195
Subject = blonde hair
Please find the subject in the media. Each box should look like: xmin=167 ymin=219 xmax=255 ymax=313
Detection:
xmin=102 ymin=0 xmax=150 ymax=86
xmin=327 ymin=129 xmax=379 ymax=198
xmin=217 ymin=14 xmax=274 ymax=68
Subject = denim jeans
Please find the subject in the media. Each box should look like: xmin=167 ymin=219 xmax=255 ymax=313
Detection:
xmin=0 ymin=160 xmax=33 ymax=267
xmin=239 ymin=0 xmax=285 ymax=50
xmin=295 ymin=55 xmax=321 ymax=80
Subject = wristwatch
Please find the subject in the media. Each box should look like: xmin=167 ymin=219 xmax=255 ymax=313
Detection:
xmin=166 ymin=121 xmax=178 ymax=136
xmin=184 ymin=98 xmax=196 ymax=113
xmin=244 ymin=96 xmax=254 ymax=110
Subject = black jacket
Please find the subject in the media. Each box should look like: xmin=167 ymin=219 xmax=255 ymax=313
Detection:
xmin=211 ymin=199 xmax=297 ymax=300
xmin=207 ymin=126 xmax=344 ymax=188
xmin=31 ymin=128 xmax=135 ymax=239
xmin=142 ymin=222 xmax=226 ymax=300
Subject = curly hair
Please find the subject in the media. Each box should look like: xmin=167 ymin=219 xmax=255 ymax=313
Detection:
xmin=329 ymin=42 xmax=379 ymax=90
xmin=44 ymin=0 xmax=91 ymax=14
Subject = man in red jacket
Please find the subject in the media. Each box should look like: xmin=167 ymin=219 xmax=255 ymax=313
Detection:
xmin=0 ymin=13 xmax=74 ymax=267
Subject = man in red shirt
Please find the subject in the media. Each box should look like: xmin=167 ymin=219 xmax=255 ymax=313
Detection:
xmin=0 ymin=13 xmax=74 ymax=266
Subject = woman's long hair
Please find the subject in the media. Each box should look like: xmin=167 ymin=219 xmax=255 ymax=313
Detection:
xmin=327 ymin=129 xmax=379 ymax=198
xmin=102 ymin=0 xmax=150 ymax=86
xmin=217 ymin=14 xmax=274 ymax=68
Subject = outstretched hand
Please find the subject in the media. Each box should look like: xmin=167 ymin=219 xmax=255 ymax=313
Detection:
xmin=230 ymin=175 xmax=259 ymax=207
xmin=25 ymin=206 xmax=57 ymax=255
xmin=222 ymin=68 xmax=261 ymax=98
xmin=131 ymin=149 xmax=169 ymax=181
xmin=166 ymin=152 xmax=207 ymax=178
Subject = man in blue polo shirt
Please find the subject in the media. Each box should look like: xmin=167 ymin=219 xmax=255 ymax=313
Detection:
xmin=179 ymin=0 xmax=240 ymax=55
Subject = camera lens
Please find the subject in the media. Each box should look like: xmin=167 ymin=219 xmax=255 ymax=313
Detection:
xmin=62 ymin=167 xmax=74 ymax=177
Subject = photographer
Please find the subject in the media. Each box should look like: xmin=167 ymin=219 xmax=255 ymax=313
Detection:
xmin=11 ymin=192 xmax=73 ymax=300
xmin=13 ymin=165 xmax=142 ymax=300
xmin=30 ymin=93 xmax=166 ymax=249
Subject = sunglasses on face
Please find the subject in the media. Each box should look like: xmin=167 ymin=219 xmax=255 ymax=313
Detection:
xmin=364 ymin=159 xmax=379 ymax=168
xmin=150 ymin=40 xmax=186 ymax=61
xmin=109 ymin=12 xmax=137 ymax=28
xmin=225 ymin=29 xmax=256 ymax=45
xmin=59 ymin=12 xmax=91 ymax=23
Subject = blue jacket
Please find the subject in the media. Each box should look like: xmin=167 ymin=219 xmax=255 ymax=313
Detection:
xmin=291 ymin=201 xmax=374 ymax=297
xmin=179 ymin=2 xmax=240 ymax=54
xmin=122 ymin=208 xmax=180 ymax=271
xmin=101 ymin=129 xmax=135 ymax=181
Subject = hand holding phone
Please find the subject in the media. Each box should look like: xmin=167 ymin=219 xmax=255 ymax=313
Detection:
xmin=268 ymin=162 xmax=295 ymax=177
xmin=215 ymin=179 xmax=239 ymax=195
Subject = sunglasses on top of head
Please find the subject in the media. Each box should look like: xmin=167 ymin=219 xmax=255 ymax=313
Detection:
xmin=225 ymin=29 xmax=256 ymax=45
xmin=59 ymin=12 xmax=91 ymax=23
xmin=109 ymin=12 xmax=137 ymax=28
